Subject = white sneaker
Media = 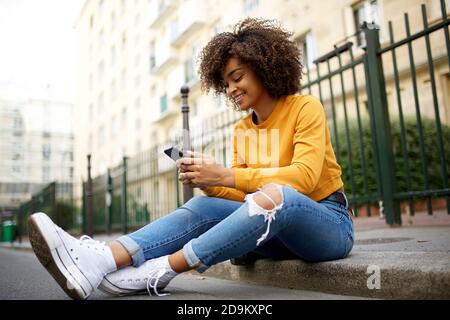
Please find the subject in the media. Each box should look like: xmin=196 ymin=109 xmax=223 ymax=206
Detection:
xmin=28 ymin=212 xmax=117 ymax=300
xmin=99 ymin=255 xmax=178 ymax=297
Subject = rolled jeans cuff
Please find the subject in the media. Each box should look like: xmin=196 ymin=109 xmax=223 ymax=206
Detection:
xmin=116 ymin=235 xmax=146 ymax=267
xmin=183 ymin=241 xmax=209 ymax=273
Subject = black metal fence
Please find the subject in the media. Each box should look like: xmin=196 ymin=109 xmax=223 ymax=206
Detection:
xmin=300 ymin=0 xmax=449 ymax=224
xmin=13 ymin=182 xmax=80 ymax=240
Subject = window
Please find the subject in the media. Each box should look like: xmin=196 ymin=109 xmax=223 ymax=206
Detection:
xmin=296 ymin=32 xmax=317 ymax=69
xmin=243 ymin=0 xmax=260 ymax=13
xmin=111 ymin=11 xmax=116 ymax=31
xmin=121 ymin=69 xmax=127 ymax=89
xmin=98 ymin=28 xmax=104 ymax=48
xmin=13 ymin=117 xmax=22 ymax=129
xmin=89 ymin=103 xmax=93 ymax=121
xmin=89 ymin=73 xmax=93 ymax=91
xmin=135 ymin=34 xmax=140 ymax=47
xmin=121 ymin=108 xmax=127 ymax=128
xmin=134 ymin=75 xmax=141 ymax=88
xmin=42 ymin=167 xmax=50 ymax=182
xmin=89 ymin=44 xmax=93 ymax=62
xmin=110 ymin=45 xmax=116 ymax=66
xmin=111 ymin=115 xmax=117 ymax=138
xmin=184 ymin=59 xmax=195 ymax=84
xmin=136 ymin=140 xmax=141 ymax=153
xmin=110 ymin=80 xmax=116 ymax=102
xmin=135 ymin=54 xmax=141 ymax=67
xmin=160 ymin=94 xmax=168 ymax=114
xmin=191 ymin=99 xmax=198 ymax=116
xmin=150 ymin=84 xmax=157 ymax=98
xmin=98 ymin=126 xmax=105 ymax=147
xmin=135 ymin=97 xmax=141 ymax=109
xmin=98 ymin=0 xmax=104 ymax=16
xmin=42 ymin=144 xmax=51 ymax=160
xmin=353 ymin=0 xmax=379 ymax=47
xmin=184 ymin=44 xmax=199 ymax=84
xmin=149 ymin=41 xmax=156 ymax=70
xmin=97 ymin=92 xmax=104 ymax=113
xmin=135 ymin=117 xmax=141 ymax=129
xmin=135 ymin=13 xmax=140 ymax=26
xmin=169 ymin=19 xmax=178 ymax=42
xmin=88 ymin=134 xmax=93 ymax=152
xmin=98 ymin=60 xmax=104 ymax=80
xmin=122 ymin=32 xmax=127 ymax=51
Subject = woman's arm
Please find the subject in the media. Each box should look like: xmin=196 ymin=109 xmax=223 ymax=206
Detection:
xmin=178 ymin=149 xmax=246 ymax=202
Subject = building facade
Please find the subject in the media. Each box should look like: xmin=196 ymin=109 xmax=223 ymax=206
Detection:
xmin=0 ymin=98 xmax=74 ymax=211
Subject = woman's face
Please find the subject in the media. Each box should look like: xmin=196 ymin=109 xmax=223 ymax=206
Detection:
xmin=222 ymin=57 xmax=267 ymax=111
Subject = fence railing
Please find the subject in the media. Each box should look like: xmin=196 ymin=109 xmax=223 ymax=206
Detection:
xmin=13 ymin=182 xmax=81 ymax=240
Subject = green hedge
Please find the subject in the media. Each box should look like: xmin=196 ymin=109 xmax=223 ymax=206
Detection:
xmin=335 ymin=116 xmax=450 ymax=199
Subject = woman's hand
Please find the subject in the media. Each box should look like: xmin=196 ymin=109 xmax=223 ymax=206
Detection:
xmin=176 ymin=151 xmax=235 ymax=189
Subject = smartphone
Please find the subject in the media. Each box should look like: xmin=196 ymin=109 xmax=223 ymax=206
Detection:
xmin=164 ymin=146 xmax=184 ymax=161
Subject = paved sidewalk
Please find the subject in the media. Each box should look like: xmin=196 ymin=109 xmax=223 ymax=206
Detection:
xmin=1 ymin=209 xmax=449 ymax=299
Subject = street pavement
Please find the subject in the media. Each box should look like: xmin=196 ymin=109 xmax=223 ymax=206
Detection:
xmin=0 ymin=247 xmax=368 ymax=300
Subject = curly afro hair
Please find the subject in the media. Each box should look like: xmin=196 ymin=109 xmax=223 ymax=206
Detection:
xmin=198 ymin=18 xmax=303 ymax=100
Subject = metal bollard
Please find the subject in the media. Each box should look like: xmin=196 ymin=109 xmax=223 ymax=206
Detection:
xmin=181 ymin=86 xmax=193 ymax=203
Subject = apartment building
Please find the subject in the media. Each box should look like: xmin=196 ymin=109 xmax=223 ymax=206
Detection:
xmin=74 ymin=0 xmax=450 ymax=185
xmin=0 ymin=98 xmax=74 ymax=210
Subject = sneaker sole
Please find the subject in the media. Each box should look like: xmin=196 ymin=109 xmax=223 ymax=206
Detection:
xmin=28 ymin=212 xmax=92 ymax=300
xmin=98 ymin=278 xmax=148 ymax=296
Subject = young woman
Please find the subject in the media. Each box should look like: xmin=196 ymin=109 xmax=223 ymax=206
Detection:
xmin=28 ymin=18 xmax=354 ymax=300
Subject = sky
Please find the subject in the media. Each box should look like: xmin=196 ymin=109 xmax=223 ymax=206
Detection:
xmin=0 ymin=0 xmax=85 ymax=103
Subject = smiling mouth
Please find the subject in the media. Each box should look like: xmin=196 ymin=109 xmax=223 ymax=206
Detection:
xmin=234 ymin=93 xmax=246 ymax=104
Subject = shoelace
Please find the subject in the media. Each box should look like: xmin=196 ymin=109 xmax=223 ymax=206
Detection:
xmin=79 ymin=235 xmax=107 ymax=250
xmin=146 ymin=268 xmax=170 ymax=297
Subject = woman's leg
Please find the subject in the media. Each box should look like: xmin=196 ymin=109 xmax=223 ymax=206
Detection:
xmin=110 ymin=195 xmax=242 ymax=268
xmin=181 ymin=184 xmax=354 ymax=272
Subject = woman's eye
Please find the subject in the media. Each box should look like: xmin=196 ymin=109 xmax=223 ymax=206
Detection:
xmin=234 ymin=75 xmax=243 ymax=82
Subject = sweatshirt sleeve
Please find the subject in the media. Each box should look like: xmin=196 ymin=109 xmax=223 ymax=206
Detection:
xmin=234 ymin=97 xmax=327 ymax=195
xmin=201 ymin=123 xmax=247 ymax=202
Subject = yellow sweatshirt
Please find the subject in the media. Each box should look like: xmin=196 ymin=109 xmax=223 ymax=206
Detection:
xmin=202 ymin=95 xmax=344 ymax=202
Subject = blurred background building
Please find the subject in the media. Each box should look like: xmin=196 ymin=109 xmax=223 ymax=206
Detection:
xmin=0 ymin=97 xmax=73 ymax=215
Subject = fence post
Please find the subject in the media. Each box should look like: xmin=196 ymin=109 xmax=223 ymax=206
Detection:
xmin=82 ymin=180 xmax=87 ymax=234
xmin=106 ymin=168 xmax=113 ymax=235
xmin=86 ymin=155 xmax=94 ymax=237
xmin=50 ymin=182 xmax=57 ymax=225
xmin=181 ymin=86 xmax=193 ymax=203
xmin=121 ymin=157 xmax=128 ymax=234
xmin=363 ymin=22 xmax=401 ymax=226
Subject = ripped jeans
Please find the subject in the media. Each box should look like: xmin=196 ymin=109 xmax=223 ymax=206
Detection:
xmin=116 ymin=185 xmax=354 ymax=273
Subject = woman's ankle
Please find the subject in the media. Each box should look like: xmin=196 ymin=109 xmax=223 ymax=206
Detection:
xmin=168 ymin=249 xmax=192 ymax=273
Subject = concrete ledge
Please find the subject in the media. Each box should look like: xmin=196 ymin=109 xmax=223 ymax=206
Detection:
xmin=201 ymin=252 xmax=450 ymax=299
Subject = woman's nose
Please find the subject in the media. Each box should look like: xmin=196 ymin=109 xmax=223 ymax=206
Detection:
xmin=226 ymin=84 xmax=236 ymax=97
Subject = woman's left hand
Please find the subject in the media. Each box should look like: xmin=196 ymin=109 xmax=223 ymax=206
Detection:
xmin=177 ymin=151 xmax=234 ymax=188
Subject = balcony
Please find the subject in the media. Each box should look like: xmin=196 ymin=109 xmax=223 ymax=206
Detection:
xmin=170 ymin=0 xmax=207 ymax=46
xmin=148 ymin=0 xmax=177 ymax=29
xmin=151 ymin=41 xmax=178 ymax=75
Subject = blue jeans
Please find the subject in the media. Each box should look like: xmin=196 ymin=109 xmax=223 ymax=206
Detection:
xmin=117 ymin=185 xmax=354 ymax=272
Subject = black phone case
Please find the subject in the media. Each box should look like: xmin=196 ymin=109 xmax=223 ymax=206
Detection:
xmin=164 ymin=147 xmax=184 ymax=161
